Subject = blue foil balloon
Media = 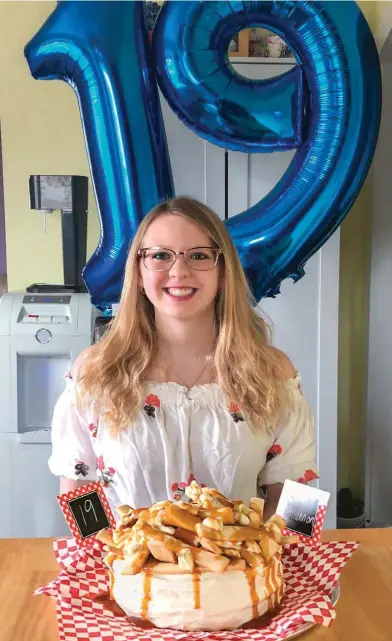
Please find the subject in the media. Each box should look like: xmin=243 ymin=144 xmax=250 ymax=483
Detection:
xmin=24 ymin=1 xmax=174 ymax=310
xmin=154 ymin=1 xmax=381 ymax=299
xmin=153 ymin=1 xmax=304 ymax=152
xmin=25 ymin=1 xmax=381 ymax=306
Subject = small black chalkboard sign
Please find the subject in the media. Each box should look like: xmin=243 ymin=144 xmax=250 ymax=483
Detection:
xmin=282 ymin=496 xmax=320 ymax=538
xmin=68 ymin=491 xmax=111 ymax=539
xmin=57 ymin=482 xmax=116 ymax=546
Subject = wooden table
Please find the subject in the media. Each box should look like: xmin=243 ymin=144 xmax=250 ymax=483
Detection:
xmin=0 ymin=529 xmax=391 ymax=641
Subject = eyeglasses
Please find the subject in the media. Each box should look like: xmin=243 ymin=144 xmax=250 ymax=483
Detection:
xmin=138 ymin=246 xmax=222 ymax=272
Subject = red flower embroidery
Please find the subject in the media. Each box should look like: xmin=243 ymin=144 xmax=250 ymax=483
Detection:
xmin=145 ymin=394 xmax=160 ymax=408
xmin=144 ymin=394 xmax=161 ymax=418
xmin=228 ymin=402 xmax=244 ymax=423
xmin=266 ymin=443 xmax=282 ymax=462
xmin=88 ymin=422 xmax=98 ymax=438
xmin=298 ymin=469 xmax=319 ymax=484
xmin=269 ymin=444 xmax=282 ymax=456
xmin=96 ymin=455 xmax=115 ymax=486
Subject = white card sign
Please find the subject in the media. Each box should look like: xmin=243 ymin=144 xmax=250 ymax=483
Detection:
xmin=276 ymin=480 xmax=330 ymax=545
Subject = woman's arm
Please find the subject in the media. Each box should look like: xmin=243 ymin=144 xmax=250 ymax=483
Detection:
xmin=260 ymin=347 xmax=317 ymax=521
xmin=59 ymin=477 xmax=92 ymax=494
xmin=263 ymin=482 xmax=283 ymax=520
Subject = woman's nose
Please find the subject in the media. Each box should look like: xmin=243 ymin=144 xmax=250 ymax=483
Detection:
xmin=168 ymin=253 xmax=191 ymax=277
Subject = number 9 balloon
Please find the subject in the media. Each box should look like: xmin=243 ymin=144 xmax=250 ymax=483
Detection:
xmin=24 ymin=1 xmax=381 ymax=310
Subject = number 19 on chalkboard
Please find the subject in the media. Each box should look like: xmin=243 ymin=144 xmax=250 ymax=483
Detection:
xmin=57 ymin=482 xmax=116 ymax=547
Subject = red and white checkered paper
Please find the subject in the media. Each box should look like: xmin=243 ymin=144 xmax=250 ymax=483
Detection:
xmin=35 ymin=537 xmax=358 ymax=641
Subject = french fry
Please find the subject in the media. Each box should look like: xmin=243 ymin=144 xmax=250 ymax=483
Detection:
xmin=234 ymin=512 xmax=250 ymax=526
xmin=200 ymin=537 xmax=222 ymax=555
xmin=121 ymin=541 xmax=150 ymax=575
xmin=174 ymin=500 xmax=199 ymax=515
xmin=147 ymin=539 xmax=177 ymax=564
xmin=248 ymin=511 xmax=262 ymax=528
xmin=149 ymin=562 xmax=200 ymax=575
xmin=259 ymin=534 xmax=280 ymax=562
xmin=207 ymin=488 xmax=234 ymax=508
xmin=222 ymin=548 xmax=241 ymax=559
xmin=173 ymin=527 xmax=200 ymax=547
xmin=113 ymin=529 xmax=133 ymax=547
xmin=178 ymin=548 xmax=195 ymax=571
xmin=226 ymin=558 xmax=246 ymax=572
xmin=266 ymin=514 xmax=286 ymax=530
xmin=192 ymin=548 xmax=230 ymax=573
xmin=249 ymin=497 xmax=265 ymax=518
xmin=240 ymin=548 xmax=262 ymax=567
xmin=198 ymin=507 xmax=234 ymax=524
xmin=116 ymin=504 xmax=133 ymax=517
xmin=218 ymin=540 xmax=242 ymax=549
xmin=265 ymin=522 xmax=283 ymax=544
xmin=96 ymin=529 xmax=114 ymax=547
xmin=162 ymin=503 xmax=202 ymax=532
xmin=195 ymin=523 xmax=264 ymax=542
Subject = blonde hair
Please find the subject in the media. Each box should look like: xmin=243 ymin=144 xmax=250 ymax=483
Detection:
xmin=77 ymin=197 xmax=285 ymax=432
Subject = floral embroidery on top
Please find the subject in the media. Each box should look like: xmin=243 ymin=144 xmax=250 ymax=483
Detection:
xmin=96 ymin=455 xmax=115 ymax=486
xmin=144 ymin=394 xmax=161 ymax=418
xmin=171 ymin=473 xmax=206 ymax=501
xmin=74 ymin=460 xmax=89 ymax=477
xmin=298 ymin=469 xmax=319 ymax=484
xmin=266 ymin=443 xmax=282 ymax=463
xmin=88 ymin=421 xmax=98 ymax=438
xmin=228 ymin=402 xmax=244 ymax=423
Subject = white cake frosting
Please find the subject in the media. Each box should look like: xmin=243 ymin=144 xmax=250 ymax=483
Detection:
xmin=111 ymin=554 xmax=284 ymax=631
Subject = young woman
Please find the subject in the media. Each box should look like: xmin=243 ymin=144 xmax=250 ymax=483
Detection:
xmin=50 ymin=197 xmax=318 ymax=521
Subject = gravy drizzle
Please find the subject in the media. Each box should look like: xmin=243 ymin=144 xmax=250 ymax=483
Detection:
xmin=192 ymin=570 xmax=201 ymax=610
xmin=140 ymin=569 xmax=152 ymax=619
xmin=245 ymin=568 xmax=259 ymax=620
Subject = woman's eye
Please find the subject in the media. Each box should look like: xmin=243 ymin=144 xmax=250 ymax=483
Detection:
xmin=152 ymin=252 xmax=171 ymax=260
xmin=190 ymin=252 xmax=208 ymax=260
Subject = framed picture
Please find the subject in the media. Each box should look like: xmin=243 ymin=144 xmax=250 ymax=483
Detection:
xmin=143 ymin=6 xmax=294 ymax=62
xmin=230 ymin=28 xmax=294 ymax=59
xmin=229 ymin=30 xmax=251 ymax=57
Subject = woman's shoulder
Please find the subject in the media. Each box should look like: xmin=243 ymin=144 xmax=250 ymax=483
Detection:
xmin=70 ymin=347 xmax=93 ymax=380
xmin=269 ymin=347 xmax=297 ymax=382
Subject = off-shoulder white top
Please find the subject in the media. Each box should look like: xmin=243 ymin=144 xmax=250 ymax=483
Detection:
xmin=49 ymin=374 xmax=319 ymax=514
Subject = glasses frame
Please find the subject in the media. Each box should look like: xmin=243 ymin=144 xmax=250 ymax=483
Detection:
xmin=137 ymin=246 xmax=223 ymax=272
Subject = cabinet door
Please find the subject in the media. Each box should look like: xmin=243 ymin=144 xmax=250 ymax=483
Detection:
xmin=160 ymin=97 xmax=225 ymax=218
xmin=228 ymin=60 xmax=339 ymax=527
